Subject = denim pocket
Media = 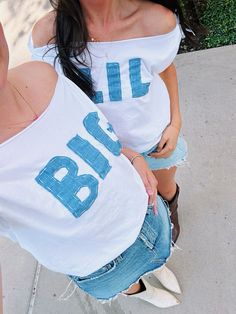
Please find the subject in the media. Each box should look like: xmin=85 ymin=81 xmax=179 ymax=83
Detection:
xmin=71 ymin=255 xmax=123 ymax=284
xmin=139 ymin=217 xmax=158 ymax=250
xmin=148 ymin=144 xmax=159 ymax=155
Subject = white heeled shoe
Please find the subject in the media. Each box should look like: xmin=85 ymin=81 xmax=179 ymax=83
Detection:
xmin=153 ymin=265 xmax=182 ymax=294
xmin=128 ymin=278 xmax=180 ymax=308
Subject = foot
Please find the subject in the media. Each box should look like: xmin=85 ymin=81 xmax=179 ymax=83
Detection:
xmin=153 ymin=265 xmax=181 ymax=294
xmin=128 ymin=278 xmax=180 ymax=308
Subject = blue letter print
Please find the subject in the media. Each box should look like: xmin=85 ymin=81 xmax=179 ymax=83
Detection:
xmin=67 ymin=135 xmax=112 ymax=179
xmin=83 ymin=112 xmax=121 ymax=156
xmin=35 ymin=156 xmax=98 ymax=218
xmin=107 ymin=62 xmax=122 ymax=101
xmin=80 ymin=68 xmax=104 ymax=104
xmin=129 ymin=58 xmax=150 ymax=98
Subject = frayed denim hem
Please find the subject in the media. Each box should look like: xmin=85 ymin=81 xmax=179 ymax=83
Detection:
xmin=59 ymin=199 xmax=178 ymax=303
xmin=148 ymin=155 xmax=188 ymax=171
xmin=142 ymin=136 xmax=188 ymax=171
xmin=97 ymin=202 xmax=182 ymax=303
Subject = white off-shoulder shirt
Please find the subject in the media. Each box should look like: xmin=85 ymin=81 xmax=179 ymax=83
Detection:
xmin=0 ymin=75 xmax=148 ymax=276
xmin=29 ymin=21 xmax=182 ymax=152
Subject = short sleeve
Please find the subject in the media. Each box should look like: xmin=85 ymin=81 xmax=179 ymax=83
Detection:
xmin=28 ymin=36 xmax=63 ymax=74
xmin=152 ymin=22 xmax=182 ymax=74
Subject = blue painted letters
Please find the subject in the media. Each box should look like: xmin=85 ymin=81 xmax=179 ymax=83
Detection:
xmin=81 ymin=58 xmax=150 ymax=103
xmin=35 ymin=156 xmax=98 ymax=218
xmin=83 ymin=112 xmax=121 ymax=156
xmin=80 ymin=68 xmax=104 ymax=104
xmin=129 ymin=58 xmax=150 ymax=98
xmin=106 ymin=62 xmax=122 ymax=101
xmin=67 ymin=134 xmax=111 ymax=179
xmin=35 ymin=111 xmax=123 ymax=218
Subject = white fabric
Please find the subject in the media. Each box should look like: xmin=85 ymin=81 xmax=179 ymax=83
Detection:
xmin=29 ymin=21 xmax=182 ymax=152
xmin=0 ymin=75 xmax=148 ymax=276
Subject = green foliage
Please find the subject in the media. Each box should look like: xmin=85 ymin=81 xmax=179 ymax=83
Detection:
xmin=200 ymin=0 xmax=236 ymax=48
xmin=181 ymin=0 xmax=236 ymax=49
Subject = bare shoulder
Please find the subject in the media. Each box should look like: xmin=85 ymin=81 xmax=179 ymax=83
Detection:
xmin=139 ymin=2 xmax=177 ymax=35
xmin=14 ymin=61 xmax=57 ymax=82
xmin=32 ymin=11 xmax=56 ymax=48
xmin=10 ymin=61 xmax=58 ymax=98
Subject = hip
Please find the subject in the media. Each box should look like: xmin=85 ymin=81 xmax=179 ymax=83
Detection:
xmin=141 ymin=136 xmax=188 ymax=170
xmin=69 ymin=196 xmax=172 ymax=300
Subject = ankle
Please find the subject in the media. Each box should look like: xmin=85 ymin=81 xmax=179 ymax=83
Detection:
xmin=125 ymin=279 xmax=146 ymax=295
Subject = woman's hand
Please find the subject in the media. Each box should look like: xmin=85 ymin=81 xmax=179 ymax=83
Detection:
xmin=150 ymin=124 xmax=180 ymax=158
xmin=122 ymin=147 xmax=158 ymax=214
xmin=132 ymin=156 xmax=158 ymax=214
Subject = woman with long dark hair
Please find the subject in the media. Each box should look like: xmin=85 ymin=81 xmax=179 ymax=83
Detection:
xmin=0 ymin=22 xmax=181 ymax=308
xmin=30 ymin=1 xmax=190 ymax=245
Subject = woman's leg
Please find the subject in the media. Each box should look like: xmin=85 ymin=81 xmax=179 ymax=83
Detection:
xmin=124 ymin=277 xmax=180 ymax=308
xmin=152 ymin=167 xmax=180 ymax=243
xmin=125 ymin=282 xmax=142 ymax=294
xmin=152 ymin=166 xmax=177 ymax=201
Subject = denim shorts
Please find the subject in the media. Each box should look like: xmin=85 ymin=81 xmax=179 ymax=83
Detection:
xmin=69 ymin=196 xmax=172 ymax=300
xmin=142 ymin=136 xmax=188 ymax=170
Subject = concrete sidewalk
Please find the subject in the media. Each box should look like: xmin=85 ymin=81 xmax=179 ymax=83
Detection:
xmin=0 ymin=2 xmax=236 ymax=313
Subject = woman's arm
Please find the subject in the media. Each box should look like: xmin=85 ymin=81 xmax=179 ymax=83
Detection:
xmin=151 ymin=63 xmax=182 ymax=158
xmin=122 ymin=147 xmax=158 ymax=214
xmin=160 ymin=63 xmax=182 ymax=130
xmin=31 ymin=11 xmax=55 ymax=48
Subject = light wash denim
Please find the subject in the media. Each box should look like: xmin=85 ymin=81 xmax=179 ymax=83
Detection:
xmin=69 ymin=196 xmax=172 ymax=300
xmin=142 ymin=136 xmax=188 ymax=170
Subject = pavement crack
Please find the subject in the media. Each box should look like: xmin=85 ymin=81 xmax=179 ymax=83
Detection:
xmin=27 ymin=262 xmax=42 ymax=314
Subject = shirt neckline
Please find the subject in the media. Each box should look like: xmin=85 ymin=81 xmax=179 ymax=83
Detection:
xmin=30 ymin=23 xmax=179 ymax=50
xmin=87 ymin=23 xmax=179 ymax=45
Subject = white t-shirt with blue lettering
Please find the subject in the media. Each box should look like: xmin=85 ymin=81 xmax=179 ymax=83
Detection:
xmin=0 ymin=75 xmax=148 ymax=276
xmin=29 ymin=21 xmax=182 ymax=152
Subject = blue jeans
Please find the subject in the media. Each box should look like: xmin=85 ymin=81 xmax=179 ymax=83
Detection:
xmin=69 ymin=196 xmax=172 ymax=300
xmin=142 ymin=136 xmax=188 ymax=170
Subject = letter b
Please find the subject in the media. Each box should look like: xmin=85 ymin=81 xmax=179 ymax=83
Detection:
xmin=35 ymin=156 xmax=98 ymax=218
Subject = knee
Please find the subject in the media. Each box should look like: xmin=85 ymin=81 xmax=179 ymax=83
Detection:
xmin=158 ymin=184 xmax=176 ymax=201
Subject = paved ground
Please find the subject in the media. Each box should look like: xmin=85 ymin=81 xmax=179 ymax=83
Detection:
xmin=0 ymin=1 xmax=236 ymax=313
